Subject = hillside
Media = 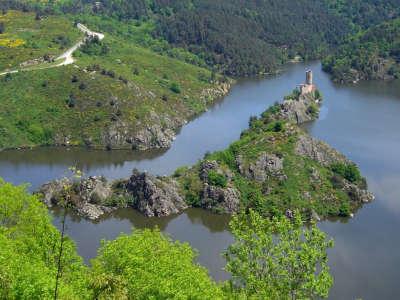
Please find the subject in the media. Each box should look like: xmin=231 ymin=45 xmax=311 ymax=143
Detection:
xmin=0 ymin=11 xmax=230 ymax=150
xmin=1 ymin=0 xmax=351 ymax=76
xmin=323 ymin=18 xmax=400 ymax=83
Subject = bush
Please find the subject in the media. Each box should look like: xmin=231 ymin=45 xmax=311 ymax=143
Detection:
xmin=338 ymin=201 xmax=351 ymax=217
xmin=331 ymin=163 xmax=362 ymax=183
xmin=207 ymin=170 xmax=227 ymax=188
xmin=170 ymin=82 xmax=181 ymax=94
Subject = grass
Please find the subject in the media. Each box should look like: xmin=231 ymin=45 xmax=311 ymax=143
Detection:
xmin=0 ymin=11 xmax=226 ymax=150
xmin=0 ymin=10 xmax=81 ymax=70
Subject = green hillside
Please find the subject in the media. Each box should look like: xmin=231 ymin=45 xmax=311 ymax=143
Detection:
xmin=0 ymin=11 xmax=228 ymax=150
xmin=323 ymin=18 xmax=400 ymax=83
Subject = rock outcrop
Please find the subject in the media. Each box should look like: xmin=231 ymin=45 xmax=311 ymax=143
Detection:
xmin=198 ymin=161 xmax=240 ymax=213
xmin=236 ymin=152 xmax=285 ymax=182
xmin=275 ymin=92 xmax=321 ymax=125
xmin=39 ymin=176 xmax=115 ymax=220
xmin=295 ymin=134 xmax=348 ymax=166
xmin=126 ymin=170 xmax=188 ymax=217
xmin=201 ymin=184 xmax=240 ymax=214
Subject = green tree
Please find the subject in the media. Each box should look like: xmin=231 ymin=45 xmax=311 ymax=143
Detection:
xmin=225 ymin=210 xmax=334 ymax=299
xmin=90 ymin=229 xmax=223 ymax=299
xmin=0 ymin=178 xmax=89 ymax=299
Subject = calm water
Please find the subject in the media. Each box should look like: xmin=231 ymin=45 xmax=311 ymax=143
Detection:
xmin=1 ymin=62 xmax=399 ymax=299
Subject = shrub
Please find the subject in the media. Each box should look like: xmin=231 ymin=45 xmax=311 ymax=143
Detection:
xmin=331 ymin=163 xmax=362 ymax=183
xmin=270 ymin=121 xmax=283 ymax=132
xmin=170 ymin=82 xmax=181 ymax=94
xmin=207 ymin=170 xmax=227 ymax=188
xmin=307 ymin=103 xmax=319 ymax=117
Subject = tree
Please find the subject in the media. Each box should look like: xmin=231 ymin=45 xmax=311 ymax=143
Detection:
xmin=90 ymin=229 xmax=222 ymax=299
xmin=225 ymin=210 xmax=334 ymax=299
xmin=0 ymin=178 xmax=89 ymax=299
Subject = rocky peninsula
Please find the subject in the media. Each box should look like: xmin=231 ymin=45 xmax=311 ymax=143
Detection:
xmin=39 ymin=73 xmax=374 ymax=220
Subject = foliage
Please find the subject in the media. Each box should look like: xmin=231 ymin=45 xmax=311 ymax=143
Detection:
xmin=323 ymin=18 xmax=400 ymax=82
xmin=207 ymin=170 xmax=227 ymax=188
xmin=225 ymin=210 xmax=334 ymax=299
xmin=0 ymin=178 xmax=90 ymax=299
xmin=0 ymin=0 xmax=351 ymax=76
xmin=0 ymin=10 xmax=81 ymax=70
xmin=90 ymin=229 xmax=223 ymax=299
xmin=0 ymin=11 xmax=222 ymax=150
xmin=331 ymin=162 xmax=362 ymax=183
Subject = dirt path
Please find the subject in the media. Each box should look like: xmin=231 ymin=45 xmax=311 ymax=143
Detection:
xmin=0 ymin=23 xmax=104 ymax=75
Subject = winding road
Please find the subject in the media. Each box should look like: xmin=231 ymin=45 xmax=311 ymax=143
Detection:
xmin=0 ymin=23 xmax=104 ymax=76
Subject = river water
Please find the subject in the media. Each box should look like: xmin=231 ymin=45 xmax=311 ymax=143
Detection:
xmin=1 ymin=62 xmax=399 ymax=299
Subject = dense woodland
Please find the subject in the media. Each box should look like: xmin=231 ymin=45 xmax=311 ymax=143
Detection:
xmin=2 ymin=0 xmax=398 ymax=77
xmin=323 ymin=18 xmax=400 ymax=83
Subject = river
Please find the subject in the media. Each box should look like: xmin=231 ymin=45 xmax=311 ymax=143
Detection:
xmin=1 ymin=61 xmax=399 ymax=299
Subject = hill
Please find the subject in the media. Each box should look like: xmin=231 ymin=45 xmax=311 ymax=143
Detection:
xmin=0 ymin=11 xmax=230 ymax=150
xmin=322 ymin=18 xmax=400 ymax=83
xmin=1 ymin=0 xmax=351 ymax=76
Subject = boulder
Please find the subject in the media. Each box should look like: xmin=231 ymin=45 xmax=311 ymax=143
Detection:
xmin=127 ymin=169 xmax=188 ymax=217
xmin=39 ymin=176 xmax=114 ymax=220
xmin=201 ymin=184 xmax=240 ymax=214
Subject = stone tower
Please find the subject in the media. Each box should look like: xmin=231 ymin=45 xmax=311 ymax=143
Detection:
xmin=306 ymin=70 xmax=313 ymax=85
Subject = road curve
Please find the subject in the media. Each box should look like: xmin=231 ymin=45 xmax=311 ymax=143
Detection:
xmin=0 ymin=23 xmax=104 ymax=75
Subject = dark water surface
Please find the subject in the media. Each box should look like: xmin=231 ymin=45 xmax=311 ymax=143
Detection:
xmin=1 ymin=62 xmax=400 ymax=299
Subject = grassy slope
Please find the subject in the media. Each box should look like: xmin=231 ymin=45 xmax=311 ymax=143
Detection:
xmin=0 ymin=11 xmax=224 ymax=149
xmin=0 ymin=10 xmax=81 ymax=70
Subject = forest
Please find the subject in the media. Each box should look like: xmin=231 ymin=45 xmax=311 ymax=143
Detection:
xmin=2 ymin=0 xmax=399 ymax=77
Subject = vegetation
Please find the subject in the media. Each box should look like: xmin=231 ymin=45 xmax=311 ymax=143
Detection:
xmin=323 ymin=18 xmax=400 ymax=82
xmin=0 ymin=177 xmax=335 ymax=299
xmin=0 ymin=0 xmax=354 ymax=76
xmin=0 ymin=179 xmax=89 ymax=299
xmin=90 ymin=230 xmax=222 ymax=299
xmin=0 ymin=11 xmax=226 ymax=150
xmin=0 ymin=10 xmax=81 ymax=70
xmin=175 ymin=96 xmax=368 ymax=218
xmin=225 ymin=210 xmax=333 ymax=299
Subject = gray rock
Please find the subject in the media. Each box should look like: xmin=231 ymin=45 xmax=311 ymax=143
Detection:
xmin=39 ymin=178 xmax=70 ymax=207
xmin=277 ymin=93 xmax=320 ymax=125
xmin=237 ymin=152 xmax=285 ymax=182
xmin=127 ymin=170 xmax=188 ymax=217
xmin=76 ymin=176 xmax=113 ymax=204
xmin=38 ymin=176 xmax=114 ymax=220
xmin=343 ymin=181 xmax=375 ymax=204
xmin=201 ymin=184 xmax=240 ymax=214
xmin=295 ymin=134 xmax=348 ymax=166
